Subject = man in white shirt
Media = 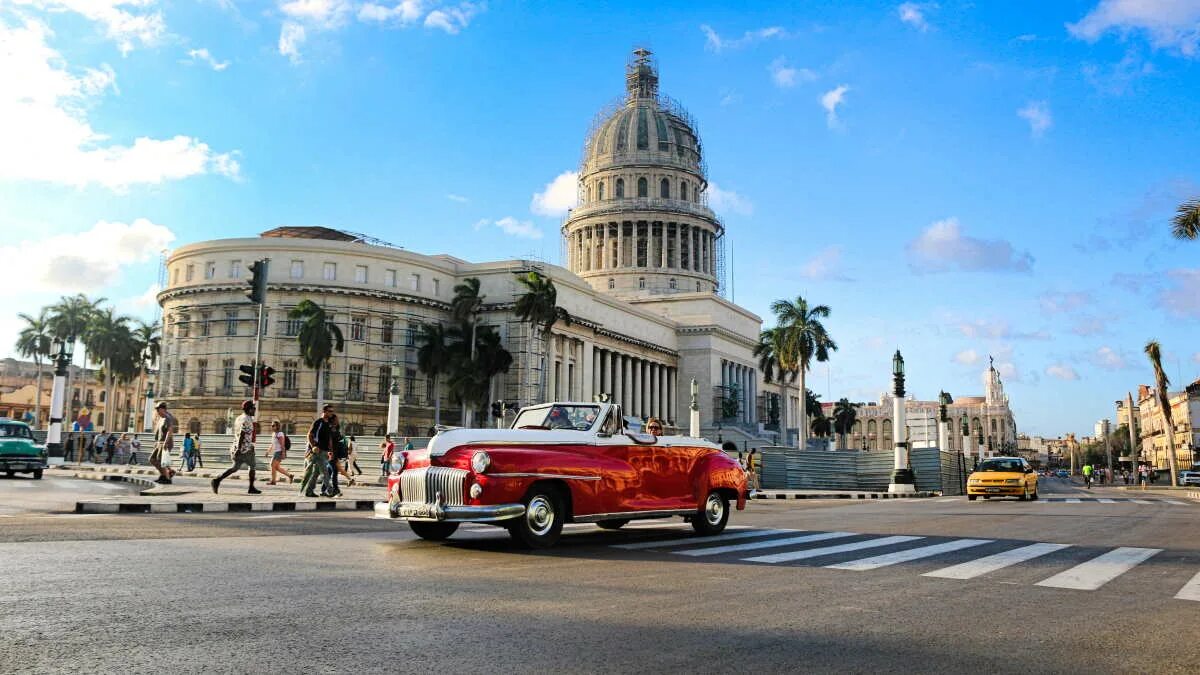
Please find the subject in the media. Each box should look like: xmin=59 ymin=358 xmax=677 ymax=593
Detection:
xmin=150 ymin=402 xmax=177 ymax=484
xmin=211 ymin=400 xmax=261 ymax=495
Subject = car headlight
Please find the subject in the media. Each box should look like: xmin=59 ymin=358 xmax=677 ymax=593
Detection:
xmin=1005 ymin=479 xmax=1021 ymax=485
xmin=471 ymin=450 xmax=491 ymax=474
xmin=968 ymin=478 xmax=980 ymax=484
xmin=469 ymin=483 xmax=483 ymax=499
xmin=390 ymin=453 xmax=406 ymax=473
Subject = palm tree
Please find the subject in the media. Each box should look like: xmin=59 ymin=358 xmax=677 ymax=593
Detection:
xmin=513 ymin=271 xmax=572 ymax=404
xmin=131 ymin=320 xmax=161 ymax=430
xmin=832 ymin=398 xmax=859 ymax=450
xmin=1144 ymin=340 xmax=1180 ymax=486
xmin=289 ymin=299 xmax=345 ymax=416
xmin=1172 ymin=198 xmax=1199 ymax=240
xmin=15 ymin=310 xmax=53 ymax=427
xmin=754 ymin=328 xmax=796 ymax=444
xmin=84 ymin=307 xmax=134 ymax=430
xmin=770 ymin=296 xmax=837 ymax=448
xmin=451 ymin=277 xmax=485 ymax=426
xmin=811 ymin=413 xmax=832 ymax=440
xmin=416 ymin=323 xmax=453 ymax=426
xmin=48 ymin=294 xmax=105 ymax=423
xmin=445 ymin=326 xmax=512 ymax=416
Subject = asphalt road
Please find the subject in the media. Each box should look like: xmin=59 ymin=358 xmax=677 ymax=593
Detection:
xmin=1 ymin=476 xmax=1197 ymax=674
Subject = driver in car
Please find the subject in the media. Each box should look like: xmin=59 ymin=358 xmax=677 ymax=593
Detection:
xmin=546 ymin=406 xmax=574 ymax=429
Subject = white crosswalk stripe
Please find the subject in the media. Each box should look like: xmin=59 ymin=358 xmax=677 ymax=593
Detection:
xmin=1129 ymin=499 xmax=1153 ymax=504
xmin=827 ymin=538 xmax=993 ymax=571
xmin=1035 ymin=547 xmax=1161 ymax=590
xmin=1065 ymin=498 xmax=1081 ymax=503
xmin=923 ymin=542 xmax=1071 ymax=580
xmin=613 ymin=528 xmax=795 ymax=550
xmin=744 ymin=535 xmax=923 ymax=564
xmin=1174 ymin=571 xmax=1200 ymax=602
xmin=675 ymin=531 xmax=857 ymax=557
xmin=1097 ymin=498 xmax=1116 ymax=503
xmin=1162 ymin=500 xmax=1185 ymax=505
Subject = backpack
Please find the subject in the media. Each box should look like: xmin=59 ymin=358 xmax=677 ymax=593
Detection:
xmin=282 ymin=433 xmax=291 ymax=451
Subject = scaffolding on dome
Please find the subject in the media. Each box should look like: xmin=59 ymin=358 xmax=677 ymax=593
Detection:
xmin=715 ymin=232 xmax=727 ymax=300
xmin=259 ymin=226 xmax=404 ymax=250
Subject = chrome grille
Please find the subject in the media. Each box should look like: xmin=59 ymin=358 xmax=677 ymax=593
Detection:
xmin=399 ymin=467 xmax=469 ymax=506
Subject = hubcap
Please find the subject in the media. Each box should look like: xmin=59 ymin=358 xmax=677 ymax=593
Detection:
xmin=705 ymin=493 xmax=724 ymax=525
xmin=526 ymin=495 xmax=555 ymax=536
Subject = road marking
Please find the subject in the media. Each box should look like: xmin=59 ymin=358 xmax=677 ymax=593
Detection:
xmin=743 ymin=535 xmax=923 ymax=564
xmin=1096 ymin=498 xmax=1116 ymax=503
xmin=1065 ymin=498 xmax=1081 ymax=503
xmin=7 ymin=482 xmax=33 ymax=488
xmin=675 ymin=531 xmax=858 ymax=557
xmin=923 ymin=543 xmax=1072 ymax=580
xmin=1162 ymin=500 xmax=1185 ymax=505
xmin=828 ymin=539 xmax=993 ymax=571
xmin=936 ymin=498 xmax=957 ymax=503
xmin=613 ymin=528 xmax=795 ymax=551
xmin=1174 ymin=571 xmax=1200 ymax=602
xmin=1129 ymin=499 xmax=1153 ymax=504
xmin=1035 ymin=547 xmax=1162 ymax=590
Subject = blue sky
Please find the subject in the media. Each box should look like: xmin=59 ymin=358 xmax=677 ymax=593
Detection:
xmin=2 ymin=0 xmax=1199 ymax=437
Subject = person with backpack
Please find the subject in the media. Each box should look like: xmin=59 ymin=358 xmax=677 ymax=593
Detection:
xmin=300 ymin=404 xmax=336 ymax=498
xmin=267 ymin=420 xmax=295 ymax=485
xmin=181 ymin=433 xmax=197 ymax=472
xmin=326 ymin=415 xmax=353 ymax=492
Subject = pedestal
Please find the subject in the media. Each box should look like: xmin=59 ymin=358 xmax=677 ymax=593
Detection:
xmin=888 ymin=468 xmax=917 ymax=493
xmin=386 ymin=391 xmax=399 ymax=435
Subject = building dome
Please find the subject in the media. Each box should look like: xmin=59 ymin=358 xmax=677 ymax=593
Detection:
xmin=563 ymin=49 xmax=724 ymax=299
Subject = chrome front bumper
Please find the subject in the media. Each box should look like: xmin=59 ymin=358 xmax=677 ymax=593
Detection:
xmin=375 ymin=500 xmax=525 ymax=523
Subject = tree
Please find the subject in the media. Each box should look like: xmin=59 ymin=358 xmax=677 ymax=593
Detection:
xmin=754 ymin=328 xmax=795 ymax=442
xmin=450 ymin=277 xmax=485 ymax=426
xmin=832 ymin=398 xmax=859 ymax=450
xmin=130 ymin=320 xmax=161 ymax=430
xmin=1144 ymin=340 xmax=1179 ymax=486
xmin=289 ymin=299 xmax=345 ymax=416
xmin=15 ymin=310 xmax=52 ymax=427
xmin=84 ymin=308 xmax=134 ymax=430
xmin=416 ymin=323 xmax=452 ymax=426
xmin=770 ymin=296 xmax=837 ymax=448
xmin=513 ymin=271 xmax=571 ymax=404
xmin=1172 ymin=197 xmax=1199 ymax=240
xmin=445 ymin=325 xmax=513 ymax=414
xmin=48 ymin=294 xmax=105 ymax=423
xmin=811 ymin=413 xmax=832 ymax=439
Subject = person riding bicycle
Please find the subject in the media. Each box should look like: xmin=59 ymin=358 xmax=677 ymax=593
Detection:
xmin=1082 ymin=463 xmax=1094 ymax=488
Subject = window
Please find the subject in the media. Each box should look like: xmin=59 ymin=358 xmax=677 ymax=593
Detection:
xmin=229 ymin=260 xmax=241 ymax=278
xmin=355 ymin=265 xmax=368 ymax=283
xmin=660 ymin=178 xmax=670 ymax=198
xmin=381 ymin=319 xmax=395 ymax=344
xmin=199 ymin=312 xmax=211 ymax=337
xmin=197 ymin=359 xmax=208 ymax=391
xmin=405 ymin=368 xmax=416 ymax=400
xmin=225 ymin=310 xmax=238 ymax=336
xmin=348 ymin=364 xmax=363 ymax=400
xmin=377 ymin=366 xmax=392 ymax=400
xmin=283 ymin=315 xmax=301 ymax=337
xmin=222 ymin=359 xmax=234 ymax=390
xmin=432 ymin=278 xmax=440 ymax=296
xmin=322 ymin=262 xmax=336 ymax=281
xmin=177 ymin=360 xmax=187 ymax=392
xmin=410 ymin=273 xmax=421 ymax=291
xmin=681 ymin=181 xmax=688 ymax=201
xmin=282 ymin=361 xmax=298 ymax=391
xmin=178 ymin=314 xmax=190 ymax=338
xmin=406 ymin=323 xmax=417 ymax=347
xmin=350 ymin=315 xmax=366 ymax=341
xmin=384 ymin=269 xmax=396 ymax=287
xmin=696 ymin=281 xmax=702 ymax=291
xmin=615 ymin=178 xmax=625 ymax=198
xmin=99 ymin=391 xmax=106 ymax=403
xmin=172 ymin=268 xmax=180 ymax=285
xmin=669 ymin=278 xmax=676 ymax=289
xmin=290 ymin=260 xmax=304 ymax=279
xmin=608 ymin=278 xmax=615 ymax=290
xmin=598 ymin=181 xmax=605 ymax=200
xmin=638 ymin=277 xmax=646 ymax=289
xmin=204 ymin=262 xmax=216 ymax=279
xmin=185 ymin=264 xmax=195 ymax=281
xmin=637 ymin=177 xmax=648 ymax=198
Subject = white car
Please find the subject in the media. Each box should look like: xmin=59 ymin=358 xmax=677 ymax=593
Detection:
xmin=1179 ymin=470 xmax=1200 ymax=487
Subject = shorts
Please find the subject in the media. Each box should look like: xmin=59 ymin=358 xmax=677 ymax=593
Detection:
xmin=229 ymin=451 xmax=257 ymax=471
xmin=272 ymin=451 xmax=284 ymax=461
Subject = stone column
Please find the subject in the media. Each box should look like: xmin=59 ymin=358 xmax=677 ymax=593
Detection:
xmin=546 ymin=333 xmax=558 ymax=402
xmin=658 ymin=364 xmax=667 ymax=421
xmin=621 ymin=354 xmax=631 ymax=409
xmin=615 ymin=222 xmax=623 ymax=268
xmin=668 ymin=367 xmax=676 ymax=425
xmin=582 ymin=340 xmax=594 ymax=402
xmin=641 ymin=360 xmax=650 ymax=418
xmin=660 ymin=224 xmax=668 ymax=268
xmin=632 ymin=358 xmax=642 ymax=418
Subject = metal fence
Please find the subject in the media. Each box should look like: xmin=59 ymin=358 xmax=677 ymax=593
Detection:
xmin=759 ymin=446 xmax=969 ymax=494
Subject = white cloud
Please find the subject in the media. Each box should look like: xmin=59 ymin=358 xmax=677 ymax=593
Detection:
xmin=278 ymin=22 xmax=306 ymax=62
xmin=1017 ymin=100 xmax=1052 ymax=137
xmin=768 ymin=57 xmax=816 ymax=88
xmin=1068 ymin=0 xmax=1200 ymax=56
xmin=701 ymin=24 xmax=787 ymax=52
xmin=12 ymin=0 xmax=167 ymax=55
xmin=1039 ymin=290 xmax=1092 ymax=313
xmin=530 ymin=170 xmax=579 ymax=217
xmin=424 ymin=2 xmax=480 ymax=34
xmin=820 ymin=84 xmax=850 ymax=128
xmin=898 ymin=2 xmax=934 ymax=32
xmin=186 ymin=48 xmax=230 ymax=71
xmin=706 ymin=182 xmax=754 ymax=216
xmin=474 ymin=217 xmax=542 ymax=240
xmin=0 ymin=218 xmax=174 ymax=293
xmin=359 ymin=0 xmax=425 ymax=24
xmin=279 ymin=0 xmax=483 ymax=61
xmin=957 ymin=319 xmax=1049 ymax=341
xmin=1070 ymin=317 xmax=1106 ymax=336
xmin=907 ymin=217 xmax=1034 ymax=273
xmin=279 ymin=0 xmax=352 ymax=28
xmin=1158 ymin=268 xmax=1200 ymax=317
xmin=1092 ymin=346 xmax=1128 ymax=370
xmin=798 ymin=246 xmax=851 ymax=281
xmin=446 ymin=193 xmax=468 ymax=203
xmin=953 ymin=349 xmax=981 ymax=366
xmin=1046 ymin=363 xmax=1080 ymax=381
xmin=0 ymin=17 xmax=240 ymax=190
xmin=129 ymin=282 xmax=162 ymax=310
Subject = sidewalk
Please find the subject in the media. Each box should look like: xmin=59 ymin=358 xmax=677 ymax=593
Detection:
xmin=51 ymin=464 xmax=385 ymax=514
xmin=751 ymin=489 xmax=935 ymax=500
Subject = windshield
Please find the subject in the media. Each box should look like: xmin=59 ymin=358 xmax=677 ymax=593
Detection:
xmin=0 ymin=425 xmax=33 ymax=439
xmin=512 ymin=405 xmax=600 ymax=431
xmin=977 ymin=458 xmax=1024 ymax=472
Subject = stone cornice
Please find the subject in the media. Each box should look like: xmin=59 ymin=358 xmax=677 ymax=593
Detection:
xmin=676 ymin=324 xmax=759 ymax=350
xmin=157 ymin=282 xmax=453 ymax=311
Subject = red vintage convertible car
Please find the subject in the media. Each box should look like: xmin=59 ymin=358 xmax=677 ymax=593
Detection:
xmin=377 ymin=402 xmax=747 ymax=548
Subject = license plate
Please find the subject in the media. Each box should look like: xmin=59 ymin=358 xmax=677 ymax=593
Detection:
xmin=986 ymin=487 xmax=1002 ymax=493
xmin=395 ymin=502 xmax=440 ymax=519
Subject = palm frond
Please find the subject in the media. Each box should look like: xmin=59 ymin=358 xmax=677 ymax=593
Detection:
xmin=1172 ymin=198 xmax=1200 ymax=240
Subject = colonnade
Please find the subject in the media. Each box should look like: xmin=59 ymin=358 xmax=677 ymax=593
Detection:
xmin=544 ymin=333 xmax=677 ymax=424
xmin=720 ymin=359 xmax=757 ymax=425
xmin=568 ymin=222 xmax=716 ymax=276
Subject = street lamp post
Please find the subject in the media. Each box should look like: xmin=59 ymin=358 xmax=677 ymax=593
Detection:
xmin=45 ymin=337 xmax=74 ymax=461
xmin=143 ymin=382 xmax=156 ymax=434
xmin=387 ymin=359 xmax=401 ymax=436
xmin=888 ymin=350 xmax=916 ymax=494
xmin=689 ymin=378 xmax=700 ymax=437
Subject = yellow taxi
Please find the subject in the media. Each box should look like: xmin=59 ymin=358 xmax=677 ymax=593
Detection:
xmin=967 ymin=456 xmax=1038 ymax=501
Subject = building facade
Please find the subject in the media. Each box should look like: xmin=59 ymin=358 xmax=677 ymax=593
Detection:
xmin=1136 ymin=379 xmax=1200 ymax=470
xmin=0 ymin=358 xmax=143 ymax=431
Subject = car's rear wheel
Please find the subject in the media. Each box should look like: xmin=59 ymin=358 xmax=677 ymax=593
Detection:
xmin=596 ymin=519 xmax=629 ymax=530
xmin=509 ymin=487 xmax=565 ymax=549
xmin=691 ymin=491 xmax=729 ymax=536
xmin=32 ymin=469 xmax=43 ymax=480
xmin=408 ymin=521 xmax=459 ymax=541
xmin=4 ymin=470 xmax=12 ymax=478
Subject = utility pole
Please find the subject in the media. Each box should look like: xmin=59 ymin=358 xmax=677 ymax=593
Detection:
xmin=246 ymin=259 xmax=269 ymax=435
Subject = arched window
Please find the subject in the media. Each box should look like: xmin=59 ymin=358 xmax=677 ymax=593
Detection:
xmin=668 ymin=278 xmax=676 ymax=289
xmin=638 ymin=277 xmax=646 ymax=289
xmin=608 ymin=278 xmax=615 ymax=290
xmin=637 ymin=177 xmax=648 ymax=198
xmin=660 ymin=178 xmax=670 ymax=198
xmin=681 ymin=181 xmax=688 ymax=201
xmin=598 ymin=181 xmax=605 ymax=200
xmin=214 ymin=419 xmax=227 ymax=434
xmin=188 ymin=418 xmax=201 ymax=434
xmin=615 ymin=178 xmax=624 ymax=198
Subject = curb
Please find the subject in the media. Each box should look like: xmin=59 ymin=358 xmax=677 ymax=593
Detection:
xmin=67 ymin=471 xmax=159 ymax=490
xmin=74 ymin=499 xmax=378 ymax=514
xmin=751 ymin=491 xmax=935 ymax=500
xmin=53 ymin=465 xmax=387 ymax=486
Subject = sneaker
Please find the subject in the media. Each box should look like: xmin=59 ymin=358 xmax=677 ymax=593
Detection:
xmin=303 ymin=492 xmax=317 ymax=498
xmin=210 ymin=478 xmax=220 ymax=494
xmin=154 ymin=477 xmax=169 ymax=485
xmin=247 ymin=486 xmax=262 ymax=495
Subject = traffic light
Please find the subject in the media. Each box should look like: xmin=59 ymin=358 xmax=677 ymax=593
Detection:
xmin=491 ymin=401 xmax=502 ymax=418
xmin=246 ymin=259 xmax=268 ymax=304
xmin=258 ymin=365 xmax=276 ymax=389
xmin=238 ymin=363 xmax=256 ymax=386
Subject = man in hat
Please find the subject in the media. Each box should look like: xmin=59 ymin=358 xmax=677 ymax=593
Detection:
xmin=150 ymin=401 xmax=177 ymax=484
xmin=212 ymin=400 xmax=261 ymax=494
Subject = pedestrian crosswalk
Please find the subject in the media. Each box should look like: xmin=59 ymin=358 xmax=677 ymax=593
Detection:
xmin=1037 ymin=497 xmax=1191 ymax=505
xmin=608 ymin=528 xmax=1200 ymax=602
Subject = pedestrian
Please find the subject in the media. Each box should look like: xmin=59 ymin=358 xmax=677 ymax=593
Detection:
xmin=347 ymin=435 xmax=363 ymax=476
xmin=300 ymin=404 xmax=336 ymax=498
xmin=128 ymin=434 xmax=141 ymax=465
xmin=211 ymin=400 xmax=261 ymax=495
xmin=1138 ymin=464 xmax=1149 ymax=488
xmin=1082 ymin=462 xmax=1093 ymax=488
xmin=403 ymin=436 xmax=414 ymax=453
xmin=380 ymin=434 xmax=395 ymax=476
xmin=327 ymin=414 xmax=353 ymax=492
xmin=736 ymin=451 xmax=745 ymax=470
xmin=181 ymin=433 xmax=196 ymax=472
xmin=103 ymin=432 xmax=117 ymax=463
xmin=150 ymin=402 xmax=177 ymax=484
xmin=746 ymin=448 xmax=761 ymax=492
xmin=86 ymin=431 xmax=103 ymax=463
xmin=117 ymin=433 xmax=131 ymax=464
xmin=267 ymin=420 xmax=295 ymax=485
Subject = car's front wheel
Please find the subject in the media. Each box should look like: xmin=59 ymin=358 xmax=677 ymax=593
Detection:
xmin=509 ymin=487 xmax=565 ymax=549
xmin=408 ymin=521 xmax=459 ymax=541
xmin=691 ymin=491 xmax=729 ymax=536
xmin=32 ymin=469 xmax=43 ymax=480
xmin=596 ymin=519 xmax=629 ymax=530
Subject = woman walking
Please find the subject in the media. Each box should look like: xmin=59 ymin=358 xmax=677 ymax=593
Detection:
xmin=347 ymin=435 xmax=363 ymax=476
xmin=379 ymin=434 xmax=394 ymax=476
xmin=746 ymin=448 xmax=761 ymax=492
xmin=267 ymin=420 xmax=295 ymax=485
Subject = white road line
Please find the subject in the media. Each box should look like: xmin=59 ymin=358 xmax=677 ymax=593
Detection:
xmin=1065 ymin=498 xmax=1081 ymax=503
xmin=613 ymin=528 xmax=795 ymax=551
xmin=1162 ymin=500 xmax=1185 ymax=505
xmin=1097 ymin=499 xmax=1116 ymax=504
xmin=7 ymin=482 xmax=33 ymax=488
xmin=923 ymin=542 xmax=1071 ymax=580
xmin=1129 ymin=499 xmax=1153 ymax=505
xmin=675 ymin=531 xmax=857 ymax=557
xmin=1035 ymin=547 xmax=1162 ymax=590
xmin=827 ymin=539 xmax=993 ymax=571
xmin=1174 ymin=570 xmax=1200 ymax=602
xmin=937 ymin=498 xmax=957 ymax=503
xmin=743 ymin=535 xmax=923 ymax=564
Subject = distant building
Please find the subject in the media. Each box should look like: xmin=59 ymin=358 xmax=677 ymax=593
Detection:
xmin=1115 ymin=396 xmax=1139 ymax=435
xmin=0 ymin=358 xmax=143 ymax=431
xmin=1136 ymin=379 xmax=1200 ymax=470
xmin=1094 ymin=418 xmax=1111 ymax=440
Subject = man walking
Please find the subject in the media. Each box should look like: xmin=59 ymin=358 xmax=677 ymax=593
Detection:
xmin=1082 ymin=462 xmax=1093 ymax=488
xmin=300 ymin=404 xmax=335 ymax=498
xmin=150 ymin=402 xmax=177 ymax=484
xmin=211 ymin=400 xmax=261 ymax=495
